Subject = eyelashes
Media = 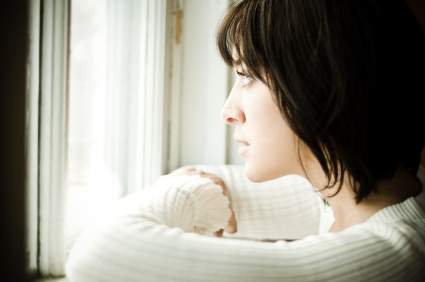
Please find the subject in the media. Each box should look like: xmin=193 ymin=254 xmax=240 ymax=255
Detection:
xmin=236 ymin=70 xmax=253 ymax=88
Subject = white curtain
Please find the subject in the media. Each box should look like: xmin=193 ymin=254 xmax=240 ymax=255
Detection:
xmin=66 ymin=0 xmax=167 ymax=271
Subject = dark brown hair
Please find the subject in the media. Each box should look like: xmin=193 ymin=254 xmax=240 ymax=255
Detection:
xmin=217 ymin=0 xmax=425 ymax=203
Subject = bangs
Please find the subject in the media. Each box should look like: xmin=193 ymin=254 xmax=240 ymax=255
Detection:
xmin=216 ymin=0 xmax=270 ymax=83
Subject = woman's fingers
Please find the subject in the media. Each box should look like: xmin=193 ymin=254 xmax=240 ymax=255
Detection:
xmin=182 ymin=168 xmax=197 ymax=173
xmin=224 ymin=209 xmax=237 ymax=234
xmin=213 ymin=228 xmax=224 ymax=237
xmin=213 ymin=209 xmax=237 ymax=237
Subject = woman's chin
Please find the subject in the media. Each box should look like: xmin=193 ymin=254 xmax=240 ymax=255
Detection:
xmin=244 ymin=163 xmax=279 ymax=183
xmin=244 ymin=159 xmax=300 ymax=182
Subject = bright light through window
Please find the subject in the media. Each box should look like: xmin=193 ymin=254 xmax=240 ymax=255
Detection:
xmin=66 ymin=0 xmax=167 ymax=253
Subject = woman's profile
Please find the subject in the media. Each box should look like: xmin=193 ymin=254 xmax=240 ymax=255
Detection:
xmin=67 ymin=0 xmax=425 ymax=281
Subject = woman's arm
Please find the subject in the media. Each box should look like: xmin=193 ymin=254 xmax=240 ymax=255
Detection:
xmin=66 ymin=174 xmax=424 ymax=282
xmin=178 ymin=164 xmax=323 ymax=240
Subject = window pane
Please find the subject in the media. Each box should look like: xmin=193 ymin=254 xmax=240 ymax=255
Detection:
xmin=66 ymin=0 xmax=165 ymax=253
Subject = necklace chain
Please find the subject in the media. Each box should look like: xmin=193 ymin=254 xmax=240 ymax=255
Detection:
xmin=317 ymin=190 xmax=330 ymax=207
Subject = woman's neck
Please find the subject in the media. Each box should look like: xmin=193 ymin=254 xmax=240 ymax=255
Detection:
xmin=322 ymin=169 xmax=422 ymax=233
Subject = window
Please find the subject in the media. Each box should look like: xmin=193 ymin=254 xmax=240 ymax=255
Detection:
xmin=22 ymin=0 xmax=238 ymax=280
xmin=26 ymin=0 xmax=171 ymax=279
xmin=66 ymin=0 xmax=169 ymax=255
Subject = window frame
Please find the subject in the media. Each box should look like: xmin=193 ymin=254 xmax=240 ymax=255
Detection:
xmin=25 ymin=0 xmax=174 ymax=280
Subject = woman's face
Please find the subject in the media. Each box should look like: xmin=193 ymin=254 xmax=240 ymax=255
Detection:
xmin=221 ymin=64 xmax=304 ymax=182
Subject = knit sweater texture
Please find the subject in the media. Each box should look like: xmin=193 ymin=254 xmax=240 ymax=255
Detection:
xmin=67 ymin=165 xmax=425 ymax=282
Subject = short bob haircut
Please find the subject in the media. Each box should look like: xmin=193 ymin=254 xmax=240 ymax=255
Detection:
xmin=217 ymin=0 xmax=425 ymax=203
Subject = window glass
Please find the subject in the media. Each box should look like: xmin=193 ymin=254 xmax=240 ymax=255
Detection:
xmin=67 ymin=0 xmax=156 ymax=253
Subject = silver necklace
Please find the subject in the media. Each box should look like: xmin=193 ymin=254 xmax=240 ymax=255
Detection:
xmin=317 ymin=190 xmax=331 ymax=207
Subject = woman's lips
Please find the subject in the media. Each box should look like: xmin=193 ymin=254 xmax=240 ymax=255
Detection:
xmin=238 ymin=143 xmax=250 ymax=155
xmin=234 ymin=134 xmax=250 ymax=155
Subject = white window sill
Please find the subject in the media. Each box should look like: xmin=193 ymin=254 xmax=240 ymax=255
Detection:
xmin=35 ymin=277 xmax=70 ymax=282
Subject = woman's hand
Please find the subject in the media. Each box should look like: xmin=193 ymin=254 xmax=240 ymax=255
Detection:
xmin=157 ymin=168 xmax=237 ymax=237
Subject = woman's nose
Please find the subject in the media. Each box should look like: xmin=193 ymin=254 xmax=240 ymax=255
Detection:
xmin=220 ymin=90 xmax=246 ymax=125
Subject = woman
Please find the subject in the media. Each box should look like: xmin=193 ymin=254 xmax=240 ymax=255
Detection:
xmin=67 ymin=0 xmax=425 ymax=281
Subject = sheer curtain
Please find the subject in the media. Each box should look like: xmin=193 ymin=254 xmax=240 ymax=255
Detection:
xmin=66 ymin=0 xmax=168 ymax=264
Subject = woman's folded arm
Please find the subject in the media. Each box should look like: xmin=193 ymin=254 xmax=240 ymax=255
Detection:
xmin=177 ymin=165 xmax=324 ymax=240
xmin=66 ymin=174 xmax=425 ymax=282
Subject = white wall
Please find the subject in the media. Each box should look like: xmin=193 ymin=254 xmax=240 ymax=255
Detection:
xmin=169 ymin=0 xmax=244 ymax=172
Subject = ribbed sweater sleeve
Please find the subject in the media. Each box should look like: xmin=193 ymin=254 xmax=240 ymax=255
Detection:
xmin=66 ymin=172 xmax=425 ymax=282
xmin=176 ymin=165 xmax=323 ymax=240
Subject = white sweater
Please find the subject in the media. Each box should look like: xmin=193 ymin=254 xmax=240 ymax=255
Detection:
xmin=67 ymin=165 xmax=425 ymax=282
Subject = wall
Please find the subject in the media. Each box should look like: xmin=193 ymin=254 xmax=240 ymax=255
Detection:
xmin=170 ymin=0 xmax=244 ymax=172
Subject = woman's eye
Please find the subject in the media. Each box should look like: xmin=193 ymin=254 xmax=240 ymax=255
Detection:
xmin=236 ymin=70 xmax=253 ymax=87
xmin=242 ymin=75 xmax=252 ymax=86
